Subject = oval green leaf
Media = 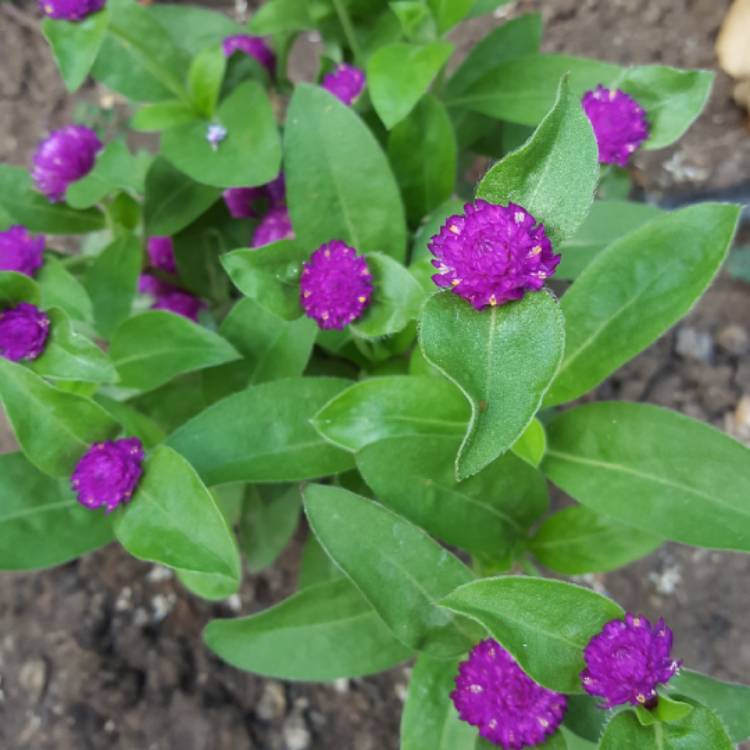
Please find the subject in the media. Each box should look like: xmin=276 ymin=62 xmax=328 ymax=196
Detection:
xmin=0 ymin=271 xmax=40 ymax=306
xmin=37 ymin=257 xmax=94 ymax=322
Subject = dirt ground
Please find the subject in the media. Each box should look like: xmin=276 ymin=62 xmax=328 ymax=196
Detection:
xmin=1 ymin=0 xmax=749 ymax=748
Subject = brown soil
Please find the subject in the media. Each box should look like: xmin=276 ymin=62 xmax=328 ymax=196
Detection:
xmin=1 ymin=1 xmax=749 ymax=748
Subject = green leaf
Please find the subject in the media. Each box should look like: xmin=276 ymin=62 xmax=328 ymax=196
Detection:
xmin=110 ymin=311 xmax=241 ymax=392
xmin=299 ymin=534 xmax=343 ymax=590
xmin=420 ymin=290 xmax=565 ymax=480
xmin=530 ymin=505 xmax=661 ymax=575
xmin=560 ymin=728 xmax=595 ymax=750
xmin=247 ymin=0 xmax=313 ymax=34
xmin=0 ymin=360 xmax=118 ymax=477
xmin=162 ymin=81 xmax=281 ymax=188
xmin=543 ymin=401 xmax=750 ymax=552
xmin=188 ymin=46 xmax=227 ymax=118
xmin=30 ymin=307 xmax=117 ymax=384
xmin=304 ymin=483 xmax=478 ymax=657
xmin=131 ymin=100 xmax=197 ymax=132
xmin=204 ymin=578 xmax=412 ymax=680
xmin=0 ymin=271 xmax=40 ymax=306
xmin=147 ymin=3 xmax=244 ymax=54
xmin=546 ymin=203 xmax=740 ymax=405
xmin=445 ymin=13 xmax=542 ymax=98
xmin=368 ymin=41 xmax=454 ymax=129
xmin=391 ymin=1 xmax=437 ymax=43
xmin=37 ymin=257 xmax=94 ymax=322
xmin=411 ymin=198 xmax=464 ymax=264
xmin=285 ymin=84 xmax=407 ymax=262
xmin=650 ymin=695 xmax=694 ymax=724
xmin=599 ymin=705 xmax=733 ymax=749
xmin=476 ymin=77 xmax=599 ymax=245
xmin=388 ymin=95 xmax=457 ymax=226
xmin=427 ymin=0 xmax=472 ymax=32
xmin=83 ymin=233 xmax=141 ymax=338
xmin=556 ymin=200 xmax=663 ymax=280
xmin=0 ymin=165 xmax=105 ymax=234
xmin=239 ymin=484 xmax=301 ymax=573
xmin=351 ymin=253 xmax=425 ymax=338
xmin=0 ymin=452 xmax=113 ymax=571
xmin=669 ymin=670 xmax=750 ymax=742
xmin=202 ymin=298 xmax=317 ymax=401
xmin=441 ymin=576 xmax=623 ymax=693
xmin=312 ymin=375 xmax=469 ymax=452
xmin=468 ymin=0 xmax=514 ymax=17
xmin=113 ymin=445 xmax=241 ymax=597
xmin=42 ymin=9 xmax=109 ymax=92
xmin=222 ymin=240 xmax=308 ymax=320
xmin=511 ymin=417 xmax=546 ymax=467
xmin=167 ymin=377 xmax=356 ymax=484
xmin=94 ymin=394 xmax=166 ymax=449
xmin=357 ymin=436 xmax=548 ymax=560
xmin=477 ymin=734 xmax=567 ymax=749
xmin=92 ymin=0 xmax=190 ymax=102
xmin=562 ymin=694 xmax=606 ymax=744
xmin=401 ymin=654 xmax=477 ymax=750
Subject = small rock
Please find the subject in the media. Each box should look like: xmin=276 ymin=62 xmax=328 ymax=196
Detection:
xmin=675 ymin=327 xmax=713 ymax=362
xmin=256 ymin=681 xmax=286 ymax=721
xmin=19 ymin=658 xmax=48 ymax=703
xmin=146 ymin=565 xmax=173 ymax=583
xmin=332 ymin=678 xmax=349 ymax=694
xmin=717 ymin=324 xmax=749 ymax=356
xmin=283 ymin=711 xmax=311 ymax=750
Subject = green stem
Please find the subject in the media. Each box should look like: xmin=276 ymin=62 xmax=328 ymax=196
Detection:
xmin=331 ymin=0 xmax=362 ymax=63
xmin=521 ymin=557 xmax=541 ymax=577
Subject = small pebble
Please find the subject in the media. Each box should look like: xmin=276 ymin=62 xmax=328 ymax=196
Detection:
xmin=716 ymin=324 xmax=749 ymax=356
xmin=19 ymin=658 xmax=47 ymax=703
xmin=282 ymin=711 xmax=311 ymax=750
xmin=256 ymin=681 xmax=286 ymax=721
xmin=675 ymin=327 xmax=713 ymax=362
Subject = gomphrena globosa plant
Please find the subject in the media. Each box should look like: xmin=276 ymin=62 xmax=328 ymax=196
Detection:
xmin=1 ymin=0 xmax=749 ymax=747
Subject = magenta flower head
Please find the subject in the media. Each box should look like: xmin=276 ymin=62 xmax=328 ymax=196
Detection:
xmin=252 ymin=206 xmax=295 ymax=247
xmin=138 ymin=273 xmax=173 ymax=298
xmin=300 ymin=241 xmax=373 ymax=330
xmin=146 ymin=236 xmax=176 ymax=274
xmin=430 ymin=200 xmax=559 ymax=310
xmin=223 ymin=187 xmax=266 ymax=219
xmin=582 ymin=86 xmax=649 ymax=167
xmin=265 ymin=172 xmax=286 ymax=206
xmin=71 ymin=438 xmax=144 ymax=513
xmin=581 ymin=613 xmax=681 ymax=709
xmin=322 ymin=64 xmax=366 ymax=106
xmin=39 ymin=0 xmax=105 ymax=21
xmin=452 ymin=640 xmax=567 ymax=749
xmin=0 ymin=303 xmax=50 ymax=362
xmin=222 ymin=34 xmax=275 ymax=74
xmin=0 ymin=226 xmax=45 ymax=277
xmin=152 ymin=291 xmax=203 ymax=322
xmin=32 ymin=125 xmax=102 ymax=202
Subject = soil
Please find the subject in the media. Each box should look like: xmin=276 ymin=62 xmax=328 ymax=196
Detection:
xmin=1 ymin=1 xmax=750 ymax=748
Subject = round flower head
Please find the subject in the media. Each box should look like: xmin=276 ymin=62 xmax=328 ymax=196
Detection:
xmin=146 ymin=236 xmax=176 ymax=274
xmin=452 ymin=640 xmax=567 ymax=749
xmin=582 ymin=86 xmax=649 ymax=166
xmin=0 ymin=303 xmax=50 ymax=362
xmin=252 ymin=206 xmax=295 ymax=247
xmin=300 ymin=241 xmax=373 ymax=330
xmin=265 ymin=172 xmax=286 ymax=207
xmin=152 ymin=291 xmax=203 ymax=322
xmin=0 ymin=225 xmax=45 ymax=277
xmin=39 ymin=0 xmax=105 ymax=21
xmin=322 ymin=64 xmax=366 ymax=106
xmin=222 ymin=34 xmax=275 ymax=74
xmin=71 ymin=438 xmax=144 ymax=513
xmin=223 ymin=187 xmax=266 ymax=219
xmin=430 ymin=200 xmax=559 ymax=310
xmin=138 ymin=273 xmax=174 ymax=298
xmin=32 ymin=125 xmax=102 ymax=202
xmin=581 ymin=613 xmax=681 ymax=709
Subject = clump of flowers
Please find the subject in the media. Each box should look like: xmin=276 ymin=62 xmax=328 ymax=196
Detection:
xmin=0 ymin=226 xmax=45 ymax=277
xmin=223 ymin=173 xmax=286 ymax=219
xmin=581 ymin=613 xmax=681 ymax=709
xmin=147 ymin=236 xmax=177 ymax=274
xmin=452 ymin=639 xmax=567 ymax=749
xmin=582 ymin=86 xmax=649 ymax=166
xmin=39 ymin=0 xmax=105 ymax=21
xmin=0 ymin=303 xmax=50 ymax=362
xmin=429 ymin=200 xmax=559 ymax=309
xmin=252 ymin=206 xmax=295 ymax=247
xmin=222 ymin=34 xmax=275 ymax=74
xmin=322 ymin=64 xmax=366 ymax=106
xmin=71 ymin=438 xmax=145 ymax=513
xmin=32 ymin=125 xmax=102 ymax=202
xmin=152 ymin=291 xmax=203 ymax=322
xmin=300 ymin=240 xmax=373 ymax=330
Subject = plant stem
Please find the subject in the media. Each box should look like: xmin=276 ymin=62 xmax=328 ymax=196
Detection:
xmin=331 ymin=0 xmax=362 ymax=63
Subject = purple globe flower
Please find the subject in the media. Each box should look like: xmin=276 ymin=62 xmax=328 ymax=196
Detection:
xmin=265 ymin=172 xmax=286 ymax=206
xmin=300 ymin=241 xmax=373 ymax=330
xmin=222 ymin=34 xmax=275 ymax=74
xmin=0 ymin=225 xmax=45 ymax=277
xmin=147 ymin=236 xmax=176 ymax=274
xmin=429 ymin=200 xmax=559 ymax=310
xmin=39 ymin=0 xmax=105 ymax=21
xmin=452 ymin=640 xmax=567 ymax=749
xmin=71 ymin=438 xmax=144 ymax=513
xmin=0 ymin=303 xmax=50 ymax=362
xmin=322 ymin=64 xmax=366 ymax=106
xmin=32 ymin=125 xmax=102 ymax=202
xmin=581 ymin=613 xmax=681 ymax=709
xmin=252 ymin=206 xmax=295 ymax=247
xmin=582 ymin=86 xmax=649 ymax=167
xmin=152 ymin=291 xmax=203 ymax=322
xmin=223 ymin=186 xmax=267 ymax=219
xmin=138 ymin=273 xmax=174 ymax=298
